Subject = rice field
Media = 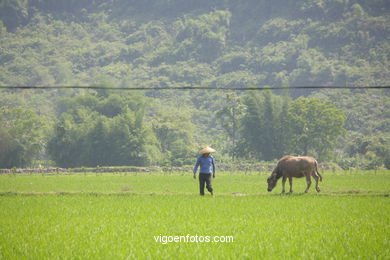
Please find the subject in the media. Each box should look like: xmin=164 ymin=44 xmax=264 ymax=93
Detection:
xmin=0 ymin=171 xmax=389 ymax=259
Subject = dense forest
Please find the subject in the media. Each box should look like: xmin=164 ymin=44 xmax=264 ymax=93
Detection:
xmin=0 ymin=0 xmax=389 ymax=169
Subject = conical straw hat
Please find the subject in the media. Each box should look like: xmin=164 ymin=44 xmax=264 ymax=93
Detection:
xmin=199 ymin=146 xmax=216 ymax=154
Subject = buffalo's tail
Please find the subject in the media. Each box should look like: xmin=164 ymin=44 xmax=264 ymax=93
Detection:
xmin=315 ymin=161 xmax=323 ymax=182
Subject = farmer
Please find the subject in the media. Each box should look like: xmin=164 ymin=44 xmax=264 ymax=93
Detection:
xmin=193 ymin=146 xmax=216 ymax=196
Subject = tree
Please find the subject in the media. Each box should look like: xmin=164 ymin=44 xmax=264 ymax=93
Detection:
xmin=215 ymin=93 xmax=245 ymax=160
xmin=239 ymin=92 xmax=264 ymax=159
xmin=0 ymin=0 xmax=29 ymax=31
xmin=276 ymin=87 xmax=291 ymax=158
xmin=239 ymin=89 xmax=285 ymax=160
xmin=261 ymin=88 xmax=277 ymax=160
xmin=0 ymin=107 xmax=47 ymax=168
xmin=174 ymin=10 xmax=231 ymax=62
xmin=287 ymin=97 xmax=346 ymax=160
xmin=48 ymin=93 xmax=163 ymax=167
xmin=150 ymin=103 xmax=196 ymax=166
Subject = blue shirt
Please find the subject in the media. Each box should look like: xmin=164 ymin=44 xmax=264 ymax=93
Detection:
xmin=193 ymin=155 xmax=216 ymax=175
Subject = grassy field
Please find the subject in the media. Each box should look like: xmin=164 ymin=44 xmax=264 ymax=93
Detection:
xmin=0 ymin=171 xmax=389 ymax=259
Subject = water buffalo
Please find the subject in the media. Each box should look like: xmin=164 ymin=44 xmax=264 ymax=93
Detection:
xmin=267 ymin=155 xmax=323 ymax=193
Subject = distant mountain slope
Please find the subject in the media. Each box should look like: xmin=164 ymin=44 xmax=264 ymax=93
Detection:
xmin=0 ymin=0 xmax=389 ymax=167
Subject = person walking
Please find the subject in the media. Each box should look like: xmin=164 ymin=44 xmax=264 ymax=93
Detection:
xmin=193 ymin=146 xmax=216 ymax=196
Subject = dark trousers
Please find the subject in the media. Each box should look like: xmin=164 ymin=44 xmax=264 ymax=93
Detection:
xmin=199 ymin=173 xmax=213 ymax=195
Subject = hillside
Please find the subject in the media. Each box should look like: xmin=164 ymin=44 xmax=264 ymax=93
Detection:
xmin=0 ymin=0 xmax=389 ymax=169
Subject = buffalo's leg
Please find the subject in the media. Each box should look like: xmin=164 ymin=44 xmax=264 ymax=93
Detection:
xmin=304 ymin=174 xmax=311 ymax=193
xmin=289 ymin=177 xmax=293 ymax=193
xmin=313 ymin=174 xmax=320 ymax=192
xmin=282 ymin=176 xmax=287 ymax=193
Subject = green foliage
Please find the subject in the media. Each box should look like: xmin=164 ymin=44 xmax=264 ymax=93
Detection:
xmin=343 ymin=132 xmax=390 ymax=170
xmin=1 ymin=2 xmax=389 ymax=88
xmin=287 ymin=97 xmax=346 ymax=160
xmin=150 ymin=101 xmax=196 ymax=166
xmin=0 ymin=0 xmax=29 ymax=31
xmin=239 ymin=89 xmax=285 ymax=160
xmin=0 ymin=106 xmax=47 ymax=168
xmin=215 ymin=93 xmax=245 ymax=159
xmin=238 ymin=92 xmax=346 ymax=161
xmin=47 ymin=93 xmax=163 ymax=167
xmin=0 ymin=1 xmax=389 ymax=168
xmin=312 ymin=89 xmax=390 ymax=168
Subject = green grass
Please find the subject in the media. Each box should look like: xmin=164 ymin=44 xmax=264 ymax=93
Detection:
xmin=0 ymin=170 xmax=389 ymax=195
xmin=0 ymin=171 xmax=389 ymax=259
